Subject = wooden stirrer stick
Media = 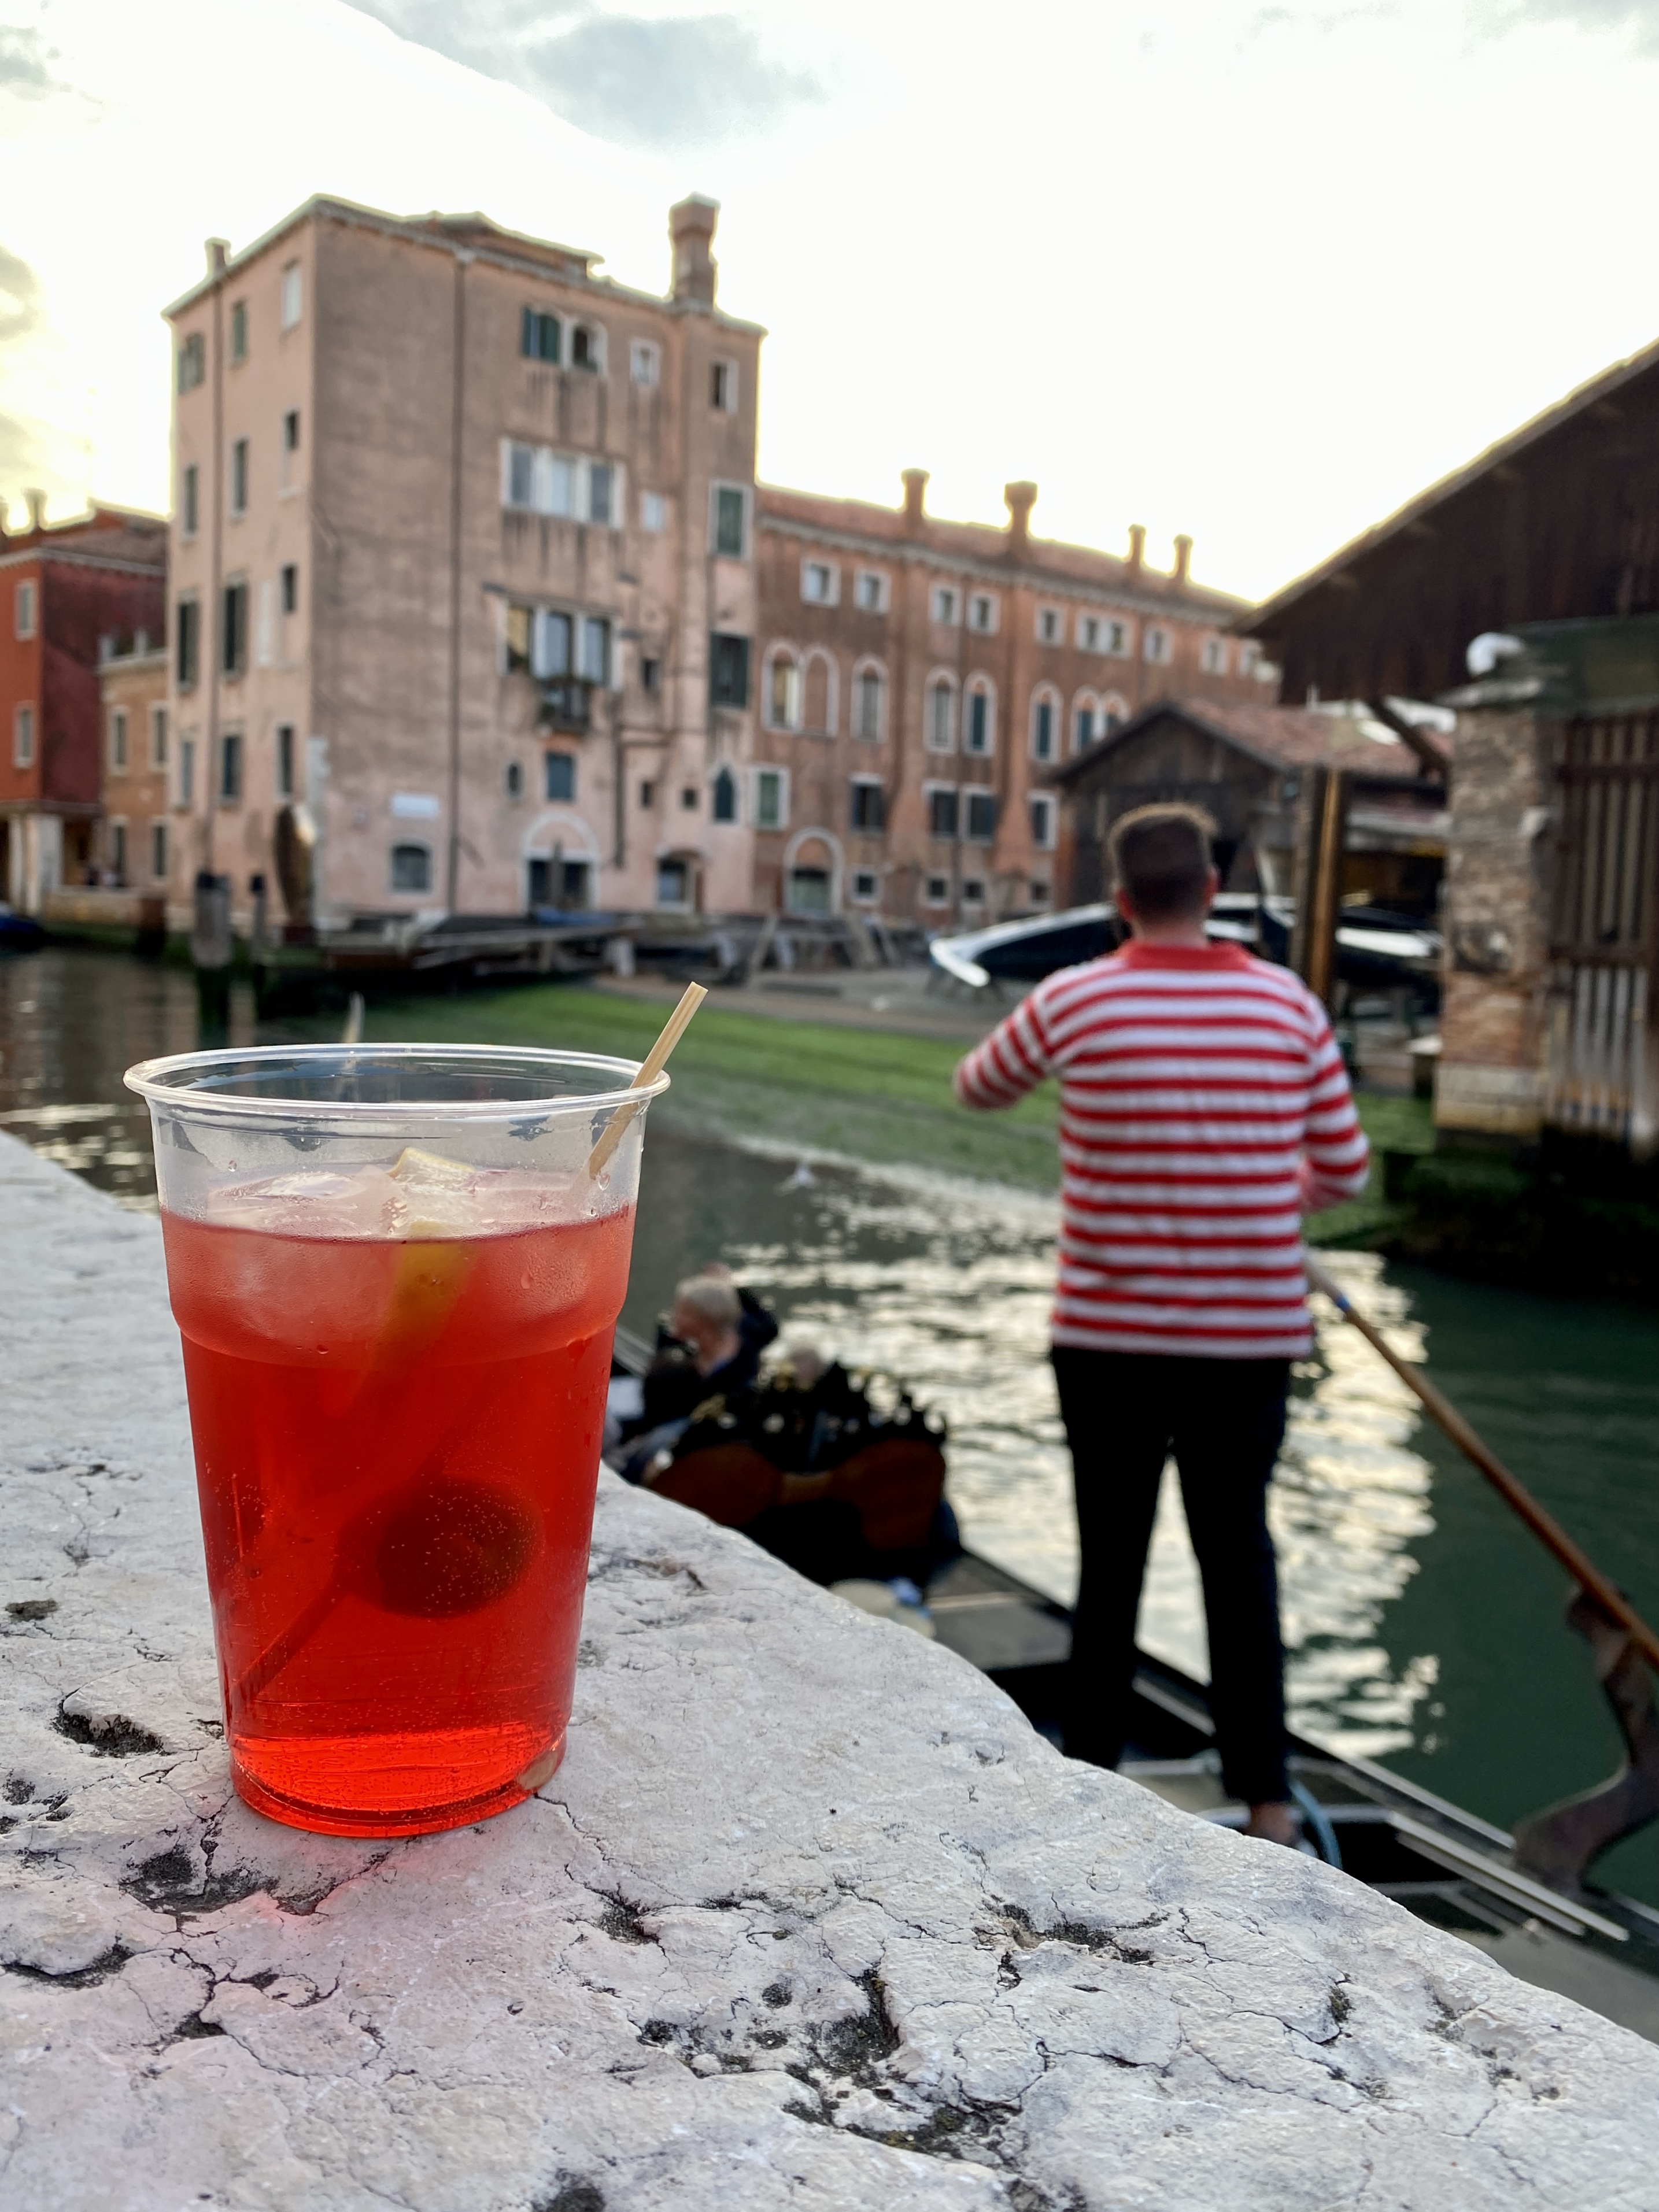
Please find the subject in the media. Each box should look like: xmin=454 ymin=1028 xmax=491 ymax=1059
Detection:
xmin=587 ymin=981 xmax=707 ymax=1178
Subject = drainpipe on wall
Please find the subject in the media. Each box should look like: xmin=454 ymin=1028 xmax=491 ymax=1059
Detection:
xmin=445 ymin=251 xmax=472 ymax=913
xmin=204 ymin=238 xmax=228 ymax=876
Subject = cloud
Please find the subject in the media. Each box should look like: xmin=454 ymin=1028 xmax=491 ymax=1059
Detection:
xmin=345 ymin=3 xmax=829 ymax=150
xmin=0 ymin=24 xmax=58 ymax=97
xmin=1478 ymin=0 xmax=1659 ymax=39
xmin=0 ymin=245 xmax=44 ymax=346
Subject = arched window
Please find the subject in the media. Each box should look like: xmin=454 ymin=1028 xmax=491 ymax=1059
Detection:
xmin=1071 ymin=691 xmax=1100 ymax=754
xmin=766 ymin=647 xmax=802 ymax=732
xmin=1029 ymin=686 xmax=1061 ymax=763
xmin=926 ymin=673 xmax=958 ymax=753
xmin=852 ymin=659 xmax=886 ymax=741
xmin=1102 ymin=693 xmax=1129 ymax=735
xmin=803 ymin=648 xmax=836 ymax=736
xmin=390 ymin=842 xmax=432 ymax=894
xmin=712 ymin=765 xmax=737 ymax=823
xmin=963 ymin=676 xmax=996 ymax=757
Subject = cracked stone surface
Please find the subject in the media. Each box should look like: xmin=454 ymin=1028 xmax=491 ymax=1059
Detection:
xmin=3 ymin=1132 xmax=1659 ymax=2210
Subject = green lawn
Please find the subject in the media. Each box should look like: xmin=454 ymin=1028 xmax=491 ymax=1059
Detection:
xmin=362 ymin=979 xmax=1431 ymax=1229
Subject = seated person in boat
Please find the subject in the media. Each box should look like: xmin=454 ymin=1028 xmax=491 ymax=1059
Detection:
xmin=613 ymin=1270 xmax=778 ymax=1482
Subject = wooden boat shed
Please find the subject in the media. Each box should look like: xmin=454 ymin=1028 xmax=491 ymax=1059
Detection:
xmin=1237 ymin=335 xmax=1659 ymax=1157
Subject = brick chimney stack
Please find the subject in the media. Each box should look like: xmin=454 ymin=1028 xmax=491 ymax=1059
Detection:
xmin=1004 ymin=480 xmax=1037 ymax=559
xmin=206 ymin=237 xmax=230 ymax=278
xmin=1126 ymin=523 xmax=1146 ymax=576
xmin=669 ymin=196 xmax=719 ymax=305
xmin=901 ymin=468 xmax=929 ymax=534
xmin=1173 ymin=534 xmax=1193 ymax=586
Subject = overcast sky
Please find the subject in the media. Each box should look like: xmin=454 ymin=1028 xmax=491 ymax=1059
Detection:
xmin=1 ymin=0 xmax=1656 ymax=600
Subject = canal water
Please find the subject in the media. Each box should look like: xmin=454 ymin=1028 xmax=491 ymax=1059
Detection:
xmin=6 ymin=946 xmax=1658 ymax=1902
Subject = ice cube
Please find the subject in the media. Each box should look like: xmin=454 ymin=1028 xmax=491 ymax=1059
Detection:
xmin=389 ymin=1146 xmax=474 ymax=1188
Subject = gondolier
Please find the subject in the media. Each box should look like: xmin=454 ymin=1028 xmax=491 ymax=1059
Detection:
xmin=954 ymin=803 xmax=1370 ymax=1845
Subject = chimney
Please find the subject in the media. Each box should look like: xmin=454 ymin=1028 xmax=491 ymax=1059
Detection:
xmin=1003 ymin=480 xmax=1037 ymax=559
xmin=1126 ymin=523 xmax=1146 ymax=576
xmin=25 ymin=488 xmax=47 ymax=534
xmin=901 ymin=468 xmax=929 ymax=534
xmin=206 ymin=237 xmax=230 ymax=278
xmin=0 ymin=495 xmax=8 ymax=544
xmin=1173 ymin=534 xmax=1193 ymax=586
xmin=669 ymin=196 xmax=718 ymax=305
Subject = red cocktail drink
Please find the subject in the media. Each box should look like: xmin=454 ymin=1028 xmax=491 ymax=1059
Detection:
xmin=125 ymin=1048 xmax=664 ymax=1838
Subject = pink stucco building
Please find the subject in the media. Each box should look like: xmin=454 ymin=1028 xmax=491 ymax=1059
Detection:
xmin=164 ymin=194 xmax=762 ymax=926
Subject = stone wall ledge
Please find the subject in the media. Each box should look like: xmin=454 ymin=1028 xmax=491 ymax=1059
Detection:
xmin=2 ymin=1130 xmax=1657 ymax=2211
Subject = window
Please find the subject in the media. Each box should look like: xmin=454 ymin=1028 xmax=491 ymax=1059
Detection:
xmin=507 ymin=442 xmax=534 ymax=509
xmin=1030 ymin=794 xmax=1056 ymax=850
xmin=640 ymin=780 xmax=656 ymax=809
xmin=110 ymin=708 xmax=128 ymax=771
xmin=276 ymin=723 xmax=295 ymax=798
xmin=230 ymin=301 xmax=247 ymax=362
xmin=1239 ymin=642 xmax=1260 ymax=676
xmin=280 ymin=563 xmax=298 ymax=616
xmin=630 ymin=338 xmax=660 ymax=386
xmin=545 ymin=752 xmax=576 ymax=801
xmin=149 ymin=705 xmax=169 ymax=768
xmin=681 ymin=785 xmax=699 ymax=811
xmin=12 ymin=703 xmax=34 ymax=767
xmin=753 ymin=766 xmax=788 ymax=830
xmin=505 ymin=760 xmax=523 ymax=800
xmin=13 ymin=579 xmax=35 ymax=638
xmin=768 ymin=653 xmax=802 ymax=731
xmin=150 ymin=821 xmax=168 ymax=881
xmin=588 ymin=465 xmax=616 ymax=527
xmin=1202 ymin=637 xmax=1226 ymax=675
xmin=1073 ymin=700 xmax=1096 ymax=752
xmin=926 ymin=678 xmax=956 ymax=753
xmin=712 ymin=483 xmax=749 ymax=558
xmin=219 ymin=731 xmax=243 ymax=804
xmin=578 ymin=616 xmax=609 ymax=684
xmin=855 ymin=569 xmax=889 ymax=614
xmin=712 ymin=765 xmax=737 ymax=823
xmin=1078 ymin=613 xmax=1102 ymax=652
xmin=176 ymin=598 xmax=200 ymax=688
xmin=851 ymin=869 xmax=878 ymax=902
xmin=969 ymin=593 xmax=997 ymax=634
xmin=641 ymin=490 xmax=667 ymax=532
xmin=964 ymin=683 xmax=993 ymax=756
xmin=522 ymin=307 xmax=561 ymax=363
xmin=221 ymin=581 xmax=249 ymax=676
xmin=230 ymin=438 xmax=249 ymax=516
xmin=110 ymin=822 xmax=127 ymax=882
xmin=788 ymin=866 xmax=830 ymax=916
xmin=965 ymin=789 xmax=996 ymax=844
xmin=849 ymin=778 xmax=886 ymax=833
xmin=710 ymin=632 xmax=751 ymax=708
xmin=1144 ymin=626 xmax=1171 ymax=664
xmin=280 ymin=409 xmax=300 ymax=491
xmin=1030 ymin=692 xmax=1056 ymax=762
xmin=1103 ymin=694 xmax=1129 ymax=734
xmin=391 ymin=843 xmax=432 ymax=894
xmin=710 ymin=358 xmax=737 ymax=411
xmin=926 ymin=785 xmax=959 ymax=840
xmin=1037 ymin=606 xmax=1061 ymax=645
xmin=501 ymin=442 xmax=624 ymax=526
xmin=641 ymin=655 xmax=661 ymax=693
xmin=924 ymin=874 xmax=951 ymax=906
xmin=656 ymin=857 xmax=689 ymax=908
xmin=854 ymin=665 xmax=885 ymax=741
xmin=931 ymin=586 xmax=959 ymax=626
xmin=1107 ymin=620 xmax=1131 ymax=657
xmin=279 ymin=264 xmax=302 ymax=331
xmin=962 ymin=878 xmax=986 ymax=905
xmin=179 ymin=737 xmax=195 ymax=806
xmin=1029 ymin=878 xmax=1050 ymax=905
xmin=181 ymin=464 xmax=198 ymax=538
xmin=801 ymin=560 xmax=839 ymax=606
xmin=570 ymin=323 xmax=601 ymax=371
xmin=178 ymin=332 xmax=206 ymax=392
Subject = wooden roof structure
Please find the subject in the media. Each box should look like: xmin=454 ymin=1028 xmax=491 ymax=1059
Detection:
xmin=1237 ymin=335 xmax=1659 ymax=705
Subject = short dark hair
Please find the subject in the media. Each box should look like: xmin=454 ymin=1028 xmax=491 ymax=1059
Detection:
xmin=1108 ymin=802 xmax=1217 ymax=921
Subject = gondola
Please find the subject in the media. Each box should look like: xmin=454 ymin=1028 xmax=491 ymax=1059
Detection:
xmin=609 ymin=1326 xmax=1659 ymax=2045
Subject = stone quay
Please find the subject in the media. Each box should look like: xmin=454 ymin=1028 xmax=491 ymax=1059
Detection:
xmin=2 ymin=1131 xmax=1657 ymax=2210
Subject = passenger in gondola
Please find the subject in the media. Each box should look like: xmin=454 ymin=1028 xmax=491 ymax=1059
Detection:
xmin=612 ymin=1268 xmax=778 ymax=1483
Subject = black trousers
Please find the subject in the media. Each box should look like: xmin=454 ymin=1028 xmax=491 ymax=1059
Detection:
xmin=1052 ymin=1345 xmax=1291 ymax=1806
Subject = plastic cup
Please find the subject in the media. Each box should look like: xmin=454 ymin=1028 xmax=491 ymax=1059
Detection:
xmin=123 ymin=1044 xmax=667 ymax=1838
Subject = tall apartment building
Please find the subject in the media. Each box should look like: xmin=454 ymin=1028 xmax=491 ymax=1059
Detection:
xmin=752 ymin=474 xmax=1269 ymax=926
xmin=0 ymin=499 xmax=167 ymax=912
xmin=164 ymin=194 xmax=762 ymax=924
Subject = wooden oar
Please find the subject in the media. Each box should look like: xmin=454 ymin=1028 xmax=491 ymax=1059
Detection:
xmin=1305 ymin=1255 xmax=1659 ymax=1673
xmin=588 ymin=981 xmax=707 ymax=1178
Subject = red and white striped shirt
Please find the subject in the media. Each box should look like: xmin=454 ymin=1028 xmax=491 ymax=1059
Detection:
xmin=954 ymin=942 xmax=1370 ymax=1359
